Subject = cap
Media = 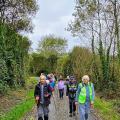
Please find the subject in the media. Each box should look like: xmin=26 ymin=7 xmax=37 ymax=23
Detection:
xmin=70 ymin=76 xmax=75 ymax=80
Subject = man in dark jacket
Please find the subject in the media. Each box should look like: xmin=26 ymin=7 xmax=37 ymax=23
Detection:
xmin=66 ymin=76 xmax=78 ymax=117
xmin=34 ymin=75 xmax=52 ymax=120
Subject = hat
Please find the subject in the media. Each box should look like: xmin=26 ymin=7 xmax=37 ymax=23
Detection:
xmin=70 ymin=76 xmax=75 ymax=80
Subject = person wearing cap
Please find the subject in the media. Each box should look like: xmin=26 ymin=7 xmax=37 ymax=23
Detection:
xmin=34 ymin=75 xmax=52 ymax=120
xmin=66 ymin=76 xmax=78 ymax=117
xmin=75 ymin=75 xmax=95 ymax=120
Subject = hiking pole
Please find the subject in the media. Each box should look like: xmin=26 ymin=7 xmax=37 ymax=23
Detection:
xmin=56 ymin=84 xmax=59 ymax=98
xmin=57 ymin=87 xmax=59 ymax=98
xmin=52 ymin=95 xmax=57 ymax=114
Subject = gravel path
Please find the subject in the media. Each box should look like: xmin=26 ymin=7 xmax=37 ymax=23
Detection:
xmin=23 ymin=87 xmax=101 ymax=120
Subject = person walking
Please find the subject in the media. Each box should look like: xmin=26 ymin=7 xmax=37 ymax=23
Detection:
xmin=58 ymin=79 xmax=65 ymax=99
xmin=75 ymin=75 xmax=95 ymax=120
xmin=66 ymin=76 xmax=78 ymax=117
xmin=34 ymin=75 xmax=52 ymax=120
xmin=47 ymin=74 xmax=55 ymax=96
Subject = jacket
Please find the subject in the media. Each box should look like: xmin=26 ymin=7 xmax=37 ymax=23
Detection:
xmin=34 ymin=82 xmax=52 ymax=106
xmin=58 ymin=81 xmax=64 ymax=90
xmin=66 ymin=81 xmax=78 ymax=100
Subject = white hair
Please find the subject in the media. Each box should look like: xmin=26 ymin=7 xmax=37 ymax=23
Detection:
xmin=46 ymin=80 xmax=50 ymax=84
xmin=40 ymin=75 xmax=46 ymax=80
xmin=82 ymin=75 xmax=90 ymax=81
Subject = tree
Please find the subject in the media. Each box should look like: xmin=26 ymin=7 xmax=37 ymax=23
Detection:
xmin=0 ymin=0 xmax=38 ymax=32
xmin=56 ymin=54 xmax=69 ymax=74
xmin=29 ymin=53 xmax=48 ymax=75
xmin=0 ymin=24 xmax=31 ymax=88
xmin=37 ymin=35 xmax=68 ymax=57
xmin=65 ymin=47 xmax=93 ymax=80
xmin=0 ymin=0 xmax=38 ymax=94
xmin=68 ymin=0 xmax=120 ymax=97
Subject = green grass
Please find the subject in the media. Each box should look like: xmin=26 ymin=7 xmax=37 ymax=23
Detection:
xmin=0 ymin=90 xmax=35 ymax=120
xmin=0 ymin=77 xmax=37 ymax=120
xmin=95 ymin=97 xmax=120 ymax=120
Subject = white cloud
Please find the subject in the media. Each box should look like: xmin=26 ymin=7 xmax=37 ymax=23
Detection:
xmin=24 ymin=0 xmax=84 ymax=51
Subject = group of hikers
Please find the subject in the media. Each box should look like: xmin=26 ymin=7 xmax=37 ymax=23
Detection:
xmin=34 ymin=73 xmax=95 ymax=120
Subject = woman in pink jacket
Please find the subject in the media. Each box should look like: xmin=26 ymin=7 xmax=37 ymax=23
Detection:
xmin=58 ymin=79 xmax=65 ymax=99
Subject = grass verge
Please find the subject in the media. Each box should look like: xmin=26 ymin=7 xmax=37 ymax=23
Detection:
xmin=94 ymin=97 xmax=120 ymax=120
xmin=0 ymin=89 xmax=35 ymax=120
xmin=0 ymin=77 xmax=37 ymax=120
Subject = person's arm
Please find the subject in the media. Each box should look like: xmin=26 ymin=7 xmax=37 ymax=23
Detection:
xmin=34 ymin=85 xmax=39 ymax=97
xmin=90 ymin=83 xmax=95 ymax=108
xmin=47 ymin=84 xmax=52 ymax=97
xmin=66 ymin=84 xmax=69 ymax=96
xmin=91 ymin=83 xmax=95 ymax=102
xmin=75 ymin=85 xmax=81 ymax=102
xmin=34 ymin=85 xmax=39 ymax=104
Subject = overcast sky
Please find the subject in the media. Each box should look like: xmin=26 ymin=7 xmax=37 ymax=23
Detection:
xmin=26 ymin=0 xmax=85 ymax=51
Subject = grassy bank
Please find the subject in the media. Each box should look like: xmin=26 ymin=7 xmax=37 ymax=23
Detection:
xmin=0 ymin=77 xmax=37 ymax=120
xmin=0 ymin=90 xmax=35 ymax=120
xmin=95 ymin=97 xmax=120 ymax=120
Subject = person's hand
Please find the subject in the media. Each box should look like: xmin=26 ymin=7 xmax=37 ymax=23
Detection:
xmin=75 ymin=101 xmax=78 ymax=105
xmin=66 ymin=96 xmax=69 ymax=99
xmin=44 ymin=94 xmax=49 ymax=97
xmin=66 ymin=96 xmax=69 ymax=102
xmin=35 ymin=96 xmax=39 ymax=104
xmin=90 ymin=101 xmax=94 ymax=108
xmin=36 ymin=96 xmax=39 ymax=101
xmin=52 ymin=93 xmax=55 ymax=98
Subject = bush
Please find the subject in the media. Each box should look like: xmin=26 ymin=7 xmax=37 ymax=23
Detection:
xmin=25 ymin=77 xmax=38 ymax=89
xmin=0 ymin=24 xmax=31 ymax=92
xmin=0 ymin=80 xmax=9 ymax=95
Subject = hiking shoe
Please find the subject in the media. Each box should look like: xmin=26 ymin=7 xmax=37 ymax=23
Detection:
xmin=69 ymin=113 xmax=72 ymax=117
xmin=73 ymin=112 xmax=76 ymax=116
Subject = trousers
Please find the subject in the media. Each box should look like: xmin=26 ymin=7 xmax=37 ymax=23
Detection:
xmin=59 ymin=89 xmax=64 ymax=99
xmin=37 ymin=104 xmax=49 ymax=120
xmin=79 ymin=101 xmax=90 ymax=120
xmin=69 ymin=99 xmax=76 ymax=113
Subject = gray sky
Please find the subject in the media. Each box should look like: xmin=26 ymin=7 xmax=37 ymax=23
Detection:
xmin=26 ymin=0 xmax=84 ymax=51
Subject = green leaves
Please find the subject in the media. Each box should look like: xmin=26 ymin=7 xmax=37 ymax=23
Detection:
xmin=0 ymin=0 xmax=38 ymax=32
xmin=63 ymin=46 xmax=93 ymax=79
xmin=0 ymin=24 xmax=31 ymax=93
xmin=38 ymin=35 xmax=67 ymax=57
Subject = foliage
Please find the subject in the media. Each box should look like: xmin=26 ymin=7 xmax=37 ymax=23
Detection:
xmin=0 ymin=89 xmax=35 ymax=120
xmin=26 ymin=77 xmax=38 ymax=89
xmin=0 ymin=0 xmax=38 ymax=32
xmin=95 ymin=97 xmax=120 ymax=120
xmin=37 ymin=35 xmax=67 ymax=57
xmin=30 ymin=35 xmax=68 ymax=75
xmin=56 ymin=54 xmax=69 ymax=74
xmin=0 ymin=80 xmax=9 ymax=95
xmin=68 ymin=0 xmax=120 ymax=98
xmin=29 ymin=53 xmax=58 ymax=75
xmin=0 ymin=0 xmax=38 ymax=95
xmin=70 ymin=46 xmax=93 ymax=80
xmin=47 ymin=54 xmax=58 ymax=72
xmin=63 ymin=46 xmax=95 ymax=80
xmin=29 ymin=53 xmax=48 ymax=75
xmin=63 ymin=56 xmax=73 ymax=77
xmin=0 ymin=24 xmax=31 ymax=91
